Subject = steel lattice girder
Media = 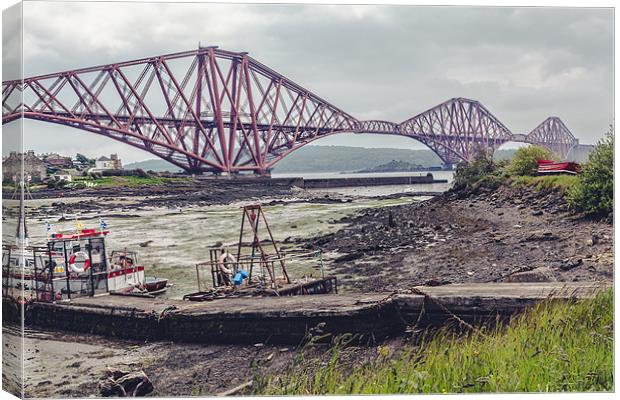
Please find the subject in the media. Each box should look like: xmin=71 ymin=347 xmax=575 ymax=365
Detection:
xmin=525 ymin=117 xmax=578 ymax=159
xmin=398 ymin=98 xmax=514 ymax=164
xmin=2 ymin=48 xmax=359 ymax=173
xmin=2 ymin=48 xmax=578 ymax=172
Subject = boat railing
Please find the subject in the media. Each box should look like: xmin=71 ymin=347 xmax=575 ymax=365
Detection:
xmin=194 ymin=248 xmax=327 ymax=293
xmin=2 ymin=236 xmax=110 ymax=303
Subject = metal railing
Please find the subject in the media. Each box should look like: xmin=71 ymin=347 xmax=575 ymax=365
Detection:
xmin=194 ymin=248 xmax=327 ymax=293
xmin=2 ymin=236 xmax=109 ymax=303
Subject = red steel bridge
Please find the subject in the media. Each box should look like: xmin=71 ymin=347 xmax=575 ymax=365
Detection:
xmin=2 ymin=47 xmax=578 ymax=174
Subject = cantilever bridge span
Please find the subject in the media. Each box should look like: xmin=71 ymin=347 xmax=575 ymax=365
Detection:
xmin=2 ymin=47 xmax=578 ymax=174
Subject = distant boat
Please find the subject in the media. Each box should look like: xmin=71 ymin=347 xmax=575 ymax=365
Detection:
xmin=537 ymin=160 xmax=581 ymax=175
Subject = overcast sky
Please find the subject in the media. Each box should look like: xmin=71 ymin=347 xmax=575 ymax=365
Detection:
xmin=2 ymin=1 xmax=614 ymax=163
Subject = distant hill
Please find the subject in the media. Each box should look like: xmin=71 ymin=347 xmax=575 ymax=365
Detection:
xmin=357 ymin=160 xmax=428 ymax=173
xmin=125 ymin=146 xmax=518 ymax=174
xmin=494 ymin=148 xmax=517 ymax=161
xmin=272 ymin=145 xmax=443 ymax=173
xmin=124 ymin=159 xmax=182 ymax=172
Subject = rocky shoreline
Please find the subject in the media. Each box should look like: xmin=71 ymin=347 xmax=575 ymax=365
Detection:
xmin=307 ymin=183 xmax=613 ymax=291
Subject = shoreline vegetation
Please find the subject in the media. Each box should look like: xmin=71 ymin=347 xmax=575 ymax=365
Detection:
xmin=452 ymin=127 xmax=613 ymax=219
xmin=253 ymin=289 xmax=613 ymax=394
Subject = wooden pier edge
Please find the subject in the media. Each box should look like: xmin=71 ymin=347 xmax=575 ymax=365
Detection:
xmin=2 ymin=282 xmax=611 ymax=345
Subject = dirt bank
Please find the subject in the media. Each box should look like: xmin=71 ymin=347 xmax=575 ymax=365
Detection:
xmin=10 ymin=325 xmax=392 ymax=398
xmin=11 ymin=179 xmax=298 ymax=213
xmin=309 ymin=183 xmax=613 ymax=291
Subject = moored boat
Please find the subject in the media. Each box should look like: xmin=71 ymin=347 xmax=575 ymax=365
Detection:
xmin=2 ymin=220 xmax=170 ymax=302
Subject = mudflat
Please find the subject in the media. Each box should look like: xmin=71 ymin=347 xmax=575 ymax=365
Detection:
xmin=306 ymin=184 xmax=613 ymax=291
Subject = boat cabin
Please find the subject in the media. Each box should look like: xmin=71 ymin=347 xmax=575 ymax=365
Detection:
xmin=2 ymin=227 xmax=152 ymax=303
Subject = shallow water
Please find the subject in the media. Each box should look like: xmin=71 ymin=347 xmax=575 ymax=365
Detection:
xmin=276 ymin=170 xmax=453 ymax=197
xmin=23 ymin=195 xmax=430 ymax=298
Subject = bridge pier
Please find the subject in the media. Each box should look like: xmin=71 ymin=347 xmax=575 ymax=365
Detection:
xmin=253 ymin=169 xmax=271 ymax=177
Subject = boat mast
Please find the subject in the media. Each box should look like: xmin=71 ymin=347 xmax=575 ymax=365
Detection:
xmin=15 ymin=187 xmax=29 ymax=247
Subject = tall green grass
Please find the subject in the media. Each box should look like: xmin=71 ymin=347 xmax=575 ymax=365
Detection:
xmin=510 ymin=175 xmax=578 ymax=192
xmin=74 ymin=175 xmax=190 ymax=187
xmin=255 ymin=289 xmax=613 ymax=394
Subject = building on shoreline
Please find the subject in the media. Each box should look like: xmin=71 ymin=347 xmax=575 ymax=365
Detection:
xmin=95 ymin=154 xmax=123 ymax=171
xmin=42 ymin=153 xmax=72 ymax=168
xmin=2 ymin=150 xmax=47 ymax=182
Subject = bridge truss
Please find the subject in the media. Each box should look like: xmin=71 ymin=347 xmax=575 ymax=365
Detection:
xmin=2 ymin=47 xmax=578 ymax=174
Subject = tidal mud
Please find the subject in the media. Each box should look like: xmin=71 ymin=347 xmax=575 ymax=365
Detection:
xmin=307 ymin=184 xmax=613 ymax=291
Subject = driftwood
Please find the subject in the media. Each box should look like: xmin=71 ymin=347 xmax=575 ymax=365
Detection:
xmin=100 ymin=368 xmax=153 ymax=397
xmin=216 ymin=380 xmax=254 ymax=397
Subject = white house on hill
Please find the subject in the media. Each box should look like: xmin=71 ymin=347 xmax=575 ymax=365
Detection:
xmin=95 ymin=154 xmax=122 ymax=170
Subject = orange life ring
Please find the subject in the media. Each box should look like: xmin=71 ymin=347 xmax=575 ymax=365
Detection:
xmin=217 ymin=252 xmax=236 ymax=275
xmin=69 ymin=251 xmax=91 ymax=273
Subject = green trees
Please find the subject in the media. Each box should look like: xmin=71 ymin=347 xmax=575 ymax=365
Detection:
xmin=568 ymin=127 xmax=614 ymax=217
xmin=452 ymin=150 xmax=506 ymax=193
xmin=449 ymin=128 xmax=613 ymax=218
xmin=506 ymin=145 xmax=554 ymax=176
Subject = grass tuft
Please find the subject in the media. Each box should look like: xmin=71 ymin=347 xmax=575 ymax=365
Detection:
xmin=73 ymin=175 xmax=190 ymax=188
xmin=254 ymin=289 xmax=613 ymax=394
xmin=510 ymin=175 xmax=578 ymax=192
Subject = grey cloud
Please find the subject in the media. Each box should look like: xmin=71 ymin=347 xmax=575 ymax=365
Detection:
xmin=3 ymin=2 xmax=614 ymax=161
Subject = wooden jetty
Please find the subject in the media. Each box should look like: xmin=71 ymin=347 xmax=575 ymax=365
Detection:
xmin=3 ymin=282 xmax=610 ymax=344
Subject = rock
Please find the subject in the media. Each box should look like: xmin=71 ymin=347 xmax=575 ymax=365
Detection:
xmin=334 ymin=252 xmax=363 ymax=263
xmin=388 ymin=211 xmax=397 ymax=228
xmin=521 ymin=231 xmax=559 ymax=242
xmin=505 ymin=267 xmax=556 ymax=283
xmin=560 ymin=258 xmax=583 ymax=271
xmin=100 ymin=369 xmax=153 ymax=397
xmin=423 ymin=278 xmax=451 ymax=286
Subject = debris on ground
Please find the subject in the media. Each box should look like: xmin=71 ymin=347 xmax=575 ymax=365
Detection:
xmin=99 ymin=368 xmax=153 ymax=397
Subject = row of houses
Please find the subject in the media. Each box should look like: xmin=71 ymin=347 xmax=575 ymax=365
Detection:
xmin=2 ymin=151 xmax=123 ymax=183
